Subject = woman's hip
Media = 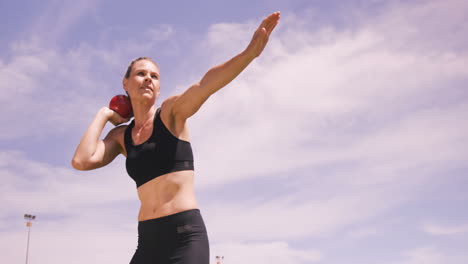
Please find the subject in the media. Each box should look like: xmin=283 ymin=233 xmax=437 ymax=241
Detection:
xmin=131 ymin=209 xmax=209 ymax=264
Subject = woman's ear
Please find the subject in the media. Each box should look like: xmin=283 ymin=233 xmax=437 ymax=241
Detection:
xmin=122 ymin=78 xmax=128 ymax=92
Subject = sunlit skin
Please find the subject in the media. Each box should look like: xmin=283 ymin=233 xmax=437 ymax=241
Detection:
xmin=72 ymin=12 xmax=280 ymax=221
xmin=123 ymin=59 xmax=196 ymax=220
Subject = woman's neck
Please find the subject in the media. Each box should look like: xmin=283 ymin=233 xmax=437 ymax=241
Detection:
xmin=132 ymin=103 xmax=157 ymax=129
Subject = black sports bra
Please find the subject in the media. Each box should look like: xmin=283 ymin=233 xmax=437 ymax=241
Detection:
xmin=124 ymin=108 xmax=194 ymax=187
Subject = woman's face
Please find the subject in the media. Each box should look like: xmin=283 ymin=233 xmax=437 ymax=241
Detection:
xmin=123 ymin=60 xmax=161 ymax=103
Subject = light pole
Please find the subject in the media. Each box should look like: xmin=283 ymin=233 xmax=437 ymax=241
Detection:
xmin=24 ymin=214 xmax=36 ymax=264
xmin=216 ymin=255 xmax=224 ymax=264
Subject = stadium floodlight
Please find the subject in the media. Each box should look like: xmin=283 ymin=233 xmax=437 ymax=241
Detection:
xmin=216 ymin=255 xmax=225 ymax=264
xmin=24 ymin=214 xmax=36 ymax=264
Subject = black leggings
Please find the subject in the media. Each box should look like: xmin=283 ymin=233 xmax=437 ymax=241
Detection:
xmin=130 ymin=209 xmax=209 ymax=264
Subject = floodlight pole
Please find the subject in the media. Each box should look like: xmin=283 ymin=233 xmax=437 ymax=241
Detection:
xmin=24 ymin=214 xmax=36 ymax=264
xmin=216 ymin=255 xmax=225 ymax=264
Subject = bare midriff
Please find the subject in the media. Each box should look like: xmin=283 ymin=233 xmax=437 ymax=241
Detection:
xmin=136 ymin=170 xmax=198 ymax=221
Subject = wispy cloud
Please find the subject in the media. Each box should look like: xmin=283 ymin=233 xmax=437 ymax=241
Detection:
xmin=0 ymin=24 xmax=179 ymax=141
xmin=391 ymin=247 xmax=444 ymax=264
xmin=388 ymin=247 xmax=468 ymax=264
xmin=0 ymin=151 xmax=136 ymax=218
xmin=1 ymin=0 xmax=468 ymax=264
xmin=346 ymin=227 xmax=379 ymax=239
xmin=26 ymin=0 xmax=102 ymax=45
xmin=423 ymin=223 xmax=468 ymax=235
xmin=211 ymin=241 xmax=321 ymax=264
xmin=189 ymin=0 xmax=468 ymax=189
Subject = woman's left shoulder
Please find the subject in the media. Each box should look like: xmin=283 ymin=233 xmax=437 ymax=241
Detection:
xmin=160 ymin=95 xmax=181 ymax=115
xmin=160 ymin=95 xmax=188 ymax=130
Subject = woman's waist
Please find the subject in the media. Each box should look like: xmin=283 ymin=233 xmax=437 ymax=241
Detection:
xmin=138 ymin=193 xmax=198 ymax=221
xmin=136 ymin=208 xmax=207 ymax=243
xmin=137 ymin=170 xmax=194 ymax=191
xmin=136 ymin=171 xmax=197 ymax=221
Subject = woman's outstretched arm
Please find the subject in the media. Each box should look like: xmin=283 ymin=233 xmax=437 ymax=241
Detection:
xmin=71 ymin=107 xmax=128 ymax=170
xmin=171 ymin=12 xmax=280 ymax=120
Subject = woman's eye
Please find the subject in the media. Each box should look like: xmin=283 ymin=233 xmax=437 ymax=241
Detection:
xmin=152 ymin=75 xmax=158 ymax=79
xmin=137 ymin=72 xmax=144 ymax=76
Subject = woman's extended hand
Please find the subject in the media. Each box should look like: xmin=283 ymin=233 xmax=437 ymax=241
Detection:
xmin=168 ymin=12 xmax=281 ymax=121
xmin=245 ymin=11 xmax=280 ymax=58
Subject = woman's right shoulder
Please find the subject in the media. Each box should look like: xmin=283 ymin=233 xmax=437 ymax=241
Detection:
xmin=106 ymin=124 xmax=131 ymax=155
xmin=106 ymin=123 xmax=129 ymax=141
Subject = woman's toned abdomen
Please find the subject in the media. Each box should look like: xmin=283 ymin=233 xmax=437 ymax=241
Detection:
xmin=136 ymin=170 xmax=198 ymax=221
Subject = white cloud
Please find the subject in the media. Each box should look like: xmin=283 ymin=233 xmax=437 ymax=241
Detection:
xmin=188 ymin=0 xmax=468 ymax=189
xmin=146 ymin=25 xmax=176 ymax=43
xmin=2 ymin=1 xmax=468 ymax=264
xmin=0 ymin=150 xmax=137 ymax=218
xmin=0 ymin=150 xmax=139 ymax=264
xmin=360 ymin=0 xmax=468 ymax=53
xmin=211 ymin=241 xmax=321 ymax=264
xmin=27 ymin=0 xmax=102 ymax=44
xmin=388 ymin=247 xmax=468 ymax=264
xmin=392 ymin=247 xmax=444 ymax=264
xmin=0 ymin=23 xmax=181 ymax=141
xmin=0 ymin=229 xmax=136 ymax=264
xmin=423 ymin=223 xmax=468 ymax=235
xmin=0 ymin=43 xmax=107 ymax=140
xmin=203 ymin=186 xmax=406 ymax=242
xmin=346 ymin=227 xmax=379 ymax=239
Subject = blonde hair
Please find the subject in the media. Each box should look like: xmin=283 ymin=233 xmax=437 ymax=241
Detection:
xmin=124 ymin=57 xmax=159 ymax=79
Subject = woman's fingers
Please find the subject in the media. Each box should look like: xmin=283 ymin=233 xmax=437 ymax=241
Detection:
xmin=247 ymin=12 xmax=281 ymax=58
xmin=260 ymin=12 xmax=280 ymax=36
xmin=266 ymin=19 xmax=279 ymax=35
xmin=108 ymin=109 xmax=130 ymax=126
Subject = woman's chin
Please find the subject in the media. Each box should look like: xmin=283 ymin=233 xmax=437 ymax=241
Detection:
xmin=133 ymin=95 xmax=156 ymax=105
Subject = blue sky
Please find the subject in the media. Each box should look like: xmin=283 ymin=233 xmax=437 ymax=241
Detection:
xmin=1 ymin=0 xmax=468 ymax=263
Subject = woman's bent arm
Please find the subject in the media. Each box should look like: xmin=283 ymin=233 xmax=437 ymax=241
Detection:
xmin=71 ymin=107 xmax=127 ymax=170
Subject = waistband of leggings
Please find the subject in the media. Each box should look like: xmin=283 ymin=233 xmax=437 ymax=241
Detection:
xmin=138 ymin=209 xmax=201 ymax=225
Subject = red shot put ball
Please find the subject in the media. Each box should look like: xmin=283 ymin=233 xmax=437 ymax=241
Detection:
xmin=109 ymin=94 xmax=133 ymax=118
